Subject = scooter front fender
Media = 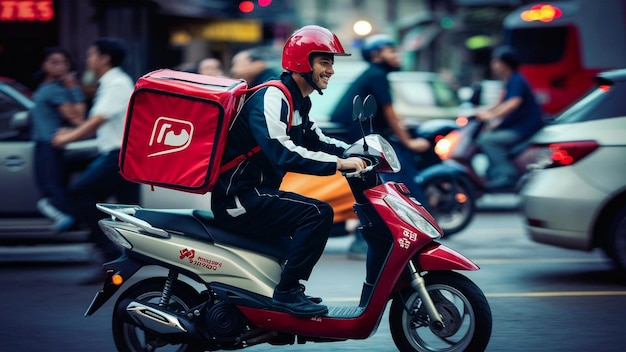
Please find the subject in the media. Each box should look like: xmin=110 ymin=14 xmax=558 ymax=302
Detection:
xmin=416 ymin=242 xmax=479 ymax=271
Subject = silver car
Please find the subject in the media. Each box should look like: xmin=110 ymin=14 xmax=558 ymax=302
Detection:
xmin=0 ymin=79 xmax=214 ymax=237
xmin=0 ymin=80 xmax=102 ymax=235
xmin=520 ymin=69 xmax=626 ymax=270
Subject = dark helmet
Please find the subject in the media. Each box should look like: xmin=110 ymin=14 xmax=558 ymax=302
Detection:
xmin=282 ymin=25 xmax=350 ymax=73
xmin=361 ymin=34 xmax=395 ymax=62
xmin=492 ymin=46 xmax=519 ymax=70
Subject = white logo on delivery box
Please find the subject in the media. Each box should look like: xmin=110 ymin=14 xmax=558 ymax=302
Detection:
xmin=147 ymin=116 xmax=194 ymax=157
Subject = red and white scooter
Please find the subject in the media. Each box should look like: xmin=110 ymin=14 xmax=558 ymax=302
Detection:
xmin=85 ymin=95 xmax=492 ymax=352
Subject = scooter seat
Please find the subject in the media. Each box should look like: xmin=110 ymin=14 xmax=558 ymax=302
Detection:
xmin=133 ymin=209 xmax=288 ymax=259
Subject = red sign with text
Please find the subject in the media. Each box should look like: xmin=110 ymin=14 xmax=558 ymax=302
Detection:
xmin=0 ymin=0 xmax=54 ymax=21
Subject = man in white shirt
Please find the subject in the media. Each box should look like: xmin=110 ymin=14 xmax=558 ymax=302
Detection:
xmin=53 ymin=38 xmax=139 ymax=283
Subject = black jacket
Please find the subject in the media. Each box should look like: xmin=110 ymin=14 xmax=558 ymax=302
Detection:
xmin=211 ymin=73 xmax=349 ymax=200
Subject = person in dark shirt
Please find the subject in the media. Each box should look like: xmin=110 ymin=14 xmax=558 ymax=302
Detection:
xmin=30 ymin=47 xmax=86 ymax=232
xmin=476 ymin=46 xmax=544 ymax=189
xmin=330 ymin=34 xmax=430 ymax=259
xmin=330 ymin=34 xmax=429 ymax=193
xmin=211 ymin=26 xmax=365 ymax=317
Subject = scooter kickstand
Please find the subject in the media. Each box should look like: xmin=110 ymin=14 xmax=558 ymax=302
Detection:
xmin=407 ymin=261 xmax=445 ymax=331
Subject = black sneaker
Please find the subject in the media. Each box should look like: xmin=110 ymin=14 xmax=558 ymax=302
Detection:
xmin=272 ymin=286 xmax=328 ymax=317
xmin=300 ymin=284 xmax=322 ymax=304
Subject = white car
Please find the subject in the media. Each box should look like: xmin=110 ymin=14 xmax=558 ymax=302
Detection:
xmin=520 ymin=68 xmax=626 ymax=270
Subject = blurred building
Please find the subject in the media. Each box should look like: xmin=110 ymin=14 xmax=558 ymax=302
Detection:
xmin=0 ymin=0 xmax=295 ymax=87
xmin=0 ymin=0 xmax=538 ymax=89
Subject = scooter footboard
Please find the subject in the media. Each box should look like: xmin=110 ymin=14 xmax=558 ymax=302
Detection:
xmin=415 ymin=242 xmax=479 ymax=271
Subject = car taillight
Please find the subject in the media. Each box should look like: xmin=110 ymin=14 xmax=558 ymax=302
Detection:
xmin=536 ymin=140 xmax=599 ymax=168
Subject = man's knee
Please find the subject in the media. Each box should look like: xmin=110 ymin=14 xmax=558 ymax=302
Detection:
xmin=318 ymin=202 xmax=334 ymax=225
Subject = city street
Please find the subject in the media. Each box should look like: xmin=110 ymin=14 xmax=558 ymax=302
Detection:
xmin=1 ymin=198 xmax=625 ymax=351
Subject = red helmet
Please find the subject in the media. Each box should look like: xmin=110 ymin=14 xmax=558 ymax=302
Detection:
xmin=282 ymin=25 xmax=350 ymax=73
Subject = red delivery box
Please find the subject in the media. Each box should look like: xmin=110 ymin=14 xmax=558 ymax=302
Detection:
xmin=119 ymin=69 xmax=248 ymax=194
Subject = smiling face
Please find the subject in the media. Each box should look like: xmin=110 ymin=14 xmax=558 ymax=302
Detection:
xmin=310 ymin=53 xmax=335 ymax=90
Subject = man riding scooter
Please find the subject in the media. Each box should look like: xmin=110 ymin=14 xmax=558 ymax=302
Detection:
xmin=474 ymin=46 xmax=544 ymax=189
xmin=210 ymin=25 xmax=365 ymax=317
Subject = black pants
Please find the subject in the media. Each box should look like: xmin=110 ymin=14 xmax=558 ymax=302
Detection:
xmin=212 ymin=188 xmax=332 ymax=287
xmin=68 ymin=150 xmax=140 ymax=260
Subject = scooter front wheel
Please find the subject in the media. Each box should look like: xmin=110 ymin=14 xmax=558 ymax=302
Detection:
xmin=390 ymin=271 xmax=492 ymax=352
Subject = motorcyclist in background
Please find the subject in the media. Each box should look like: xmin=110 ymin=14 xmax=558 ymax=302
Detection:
xmin=475 ymin=46 xmax=544 ymax=189
xmin=330 ymin=34 xmax=430 ymax=258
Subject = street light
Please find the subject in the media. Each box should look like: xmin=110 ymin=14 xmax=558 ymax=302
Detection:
xmin=353 ymin=20 xmax=372 ymax=36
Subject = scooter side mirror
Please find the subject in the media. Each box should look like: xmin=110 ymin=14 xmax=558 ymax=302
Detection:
xmin=363 ymin=95 xmax=377 ymax=121
xmin=352 ymin=95 xmax=363 ymax=122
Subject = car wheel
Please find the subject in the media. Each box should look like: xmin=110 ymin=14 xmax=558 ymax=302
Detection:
xmin=606 ymin=206 xmax=626 ymax=271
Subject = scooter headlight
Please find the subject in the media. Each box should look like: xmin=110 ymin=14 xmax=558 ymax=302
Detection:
xmin=384 ymin=196 xmax=442 ymax=239
xmin=98 ymin=219 xmax=132 ymax=249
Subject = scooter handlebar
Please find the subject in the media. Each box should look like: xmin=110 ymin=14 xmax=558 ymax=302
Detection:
xmin=341 ymin=156 xmax=378 ymax=178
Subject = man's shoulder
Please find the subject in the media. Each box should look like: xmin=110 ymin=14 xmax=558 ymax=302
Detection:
xmin=345 ymin=65 xmax=387 ymax=91
xmin=36 ymin=81 xmax=71 ymax=101
xmin=100 ymin=67 xmax=134 ymax=87
xmin=509 ymin=72 xmax=530 ymax=87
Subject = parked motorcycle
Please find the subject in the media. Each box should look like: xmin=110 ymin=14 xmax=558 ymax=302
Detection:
xmin=84 ymin=96 xmax=492 ymax=352
xmin=434 ymin=115 xmax=539 ymax=197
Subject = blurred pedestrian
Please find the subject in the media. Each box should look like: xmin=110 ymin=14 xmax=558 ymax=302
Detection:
xmin=475 ymin=46 xmax=544 ymax=189
xmin=31 ymin=47 xmax=86 ymax=232
xmin=197 ymin=57 xmax=224 ymax=76
xmin=230 ymin=47 xmax=279 ymax=87
xmin=330 ymin=34 xmax=429 ymax=259
xmin=52 ymin=38 xmax=139 ymax=284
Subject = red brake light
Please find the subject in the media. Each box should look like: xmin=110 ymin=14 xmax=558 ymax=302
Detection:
xmin=521 ymin=4 xmax=562 ymax=22
xmin=598 ymin=85 xmax=611 ymax=92
xmin=547 ymin=141 xmax=599 ymax=167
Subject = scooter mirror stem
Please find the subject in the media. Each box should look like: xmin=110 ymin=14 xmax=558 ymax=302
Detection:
xmin=363 ymin=95 xmax=377 ymax=134
xmin=352 ymin=95 xmax=369 ymax=151
xmin=352 ymin=95 xmax=363 ymax=122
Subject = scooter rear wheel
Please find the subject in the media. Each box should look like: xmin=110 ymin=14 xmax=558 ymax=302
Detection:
xmin=112 ymin=277 xmax=204 ymax=352
xmin=422 ymin=175 xmax=476 ymax=236
xmin=389 ymin=271 xmax=492 ymax=352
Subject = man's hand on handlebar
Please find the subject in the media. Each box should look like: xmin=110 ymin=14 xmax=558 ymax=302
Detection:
xmin=337 ymin=157 xmax=367 ymax=173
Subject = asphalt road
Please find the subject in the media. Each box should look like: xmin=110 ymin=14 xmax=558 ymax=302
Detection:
xmin=1 ymin=198 xmax=625 ymax=351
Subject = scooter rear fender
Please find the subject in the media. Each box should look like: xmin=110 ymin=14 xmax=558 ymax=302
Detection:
xmin=84 ymin=253 xmax=144 ymax=316
xmin=416 ymin=242 xmax=479 ymax=271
